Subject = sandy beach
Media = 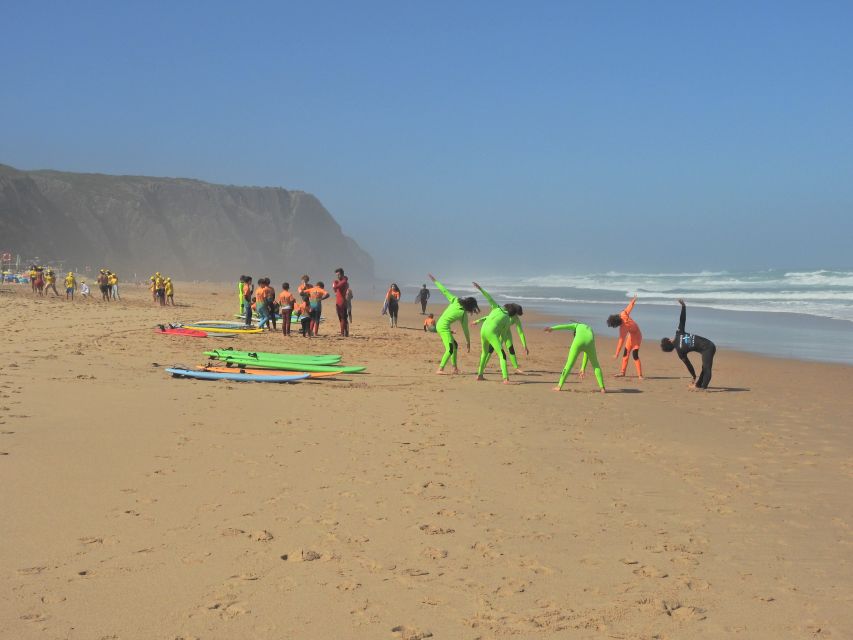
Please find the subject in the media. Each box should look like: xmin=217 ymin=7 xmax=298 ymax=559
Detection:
xmin=1 ymin=282 xmax=851 ymax=639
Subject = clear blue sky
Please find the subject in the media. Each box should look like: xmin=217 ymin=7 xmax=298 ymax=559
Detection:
xmin=2 ymin=1 xmax=851 ymax=277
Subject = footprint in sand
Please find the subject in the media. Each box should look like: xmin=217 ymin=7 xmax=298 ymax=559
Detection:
xmin=17 ymin=566 xmax=47 ymax=576
xmin=391 ymin=625 xmax=433 ymax=640
xmin=633 ymin=565 xmax=669 ymax=578
xmin=421 ymin=547 xmax=448 ymax=560
xmin=20 ymin=612 xmax=49 ymax=623
xmin=420 ymin=524 xmax=455 ymax=535
xmin=40 ymin=594 xmax=66 ymax=604
xmin=336 ymin=580 xmax=361 ymax=591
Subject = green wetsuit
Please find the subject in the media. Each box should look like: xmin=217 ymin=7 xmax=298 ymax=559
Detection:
xmin=434 ymin=280 xmax=471 ymax=369
xmin=550 ymin=323 xmax=605 ymax=390
xmin=474 ymin=315 xmax=527 ymax=369
xmin=475 ymin=287 xmax=511 ymax=380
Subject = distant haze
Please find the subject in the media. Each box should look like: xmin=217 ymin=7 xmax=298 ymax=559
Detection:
xmin=1 ymin=2 xmax=851 ymax=278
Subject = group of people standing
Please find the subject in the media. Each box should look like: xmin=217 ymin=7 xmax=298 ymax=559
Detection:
xmin=97 ymin=269 xmax=121 ymax=301
xmin=428 ymin=275 xmax=718 ymax=392
xmin=238 ymin=268 xmax=354 ymax=338
xmin=28 ymin=265 xmax=117 ymax=302
xmin=148 ymin=273 xmax=174 ymax=306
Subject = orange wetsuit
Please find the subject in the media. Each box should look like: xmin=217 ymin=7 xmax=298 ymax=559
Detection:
xmin=614 ymin=297 xmax=643 ymax=377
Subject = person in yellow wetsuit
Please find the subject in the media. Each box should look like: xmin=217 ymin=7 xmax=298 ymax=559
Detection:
xmin=44 ymin=269 xmax=59 ymax=296
xmin=64 ymin=272 xmax=77 ymax=300
xmin=165 ymin=277 xmax=174 ymax=305
xmin=108 ymin=271 xmax=120 ymax=300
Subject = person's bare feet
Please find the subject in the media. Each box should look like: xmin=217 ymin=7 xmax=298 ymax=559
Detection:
xmin=600 ymin=388 xmax=607 ymax=394
xmin=476 ymin=375 xmax=486 ymax=381
xmin=436 ymin=368 xmax=446 ymax=375
xmin=638 ymin=376 xmax=644 ymax=381
xmin=612 ymin=373 xmax=625 ymax=378
xmin=451 ymin=367 xmax=460 ymax=375
xmin=552 ymin=386 xmax=561 ymax=392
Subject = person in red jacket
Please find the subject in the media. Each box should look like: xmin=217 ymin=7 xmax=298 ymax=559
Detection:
xmin=332 ymin=268 xmax=350 ymax=337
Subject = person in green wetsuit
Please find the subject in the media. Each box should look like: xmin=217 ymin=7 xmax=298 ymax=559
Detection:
xmin=472 ymin=282 xmax=524 ymax=384
xmin=429 ymin=274 xmax=480 ymax=374
xmin=544 ymin=322 xmax=606 ymax=393
xmin=473 ymin=305 xmax=529 ymax=372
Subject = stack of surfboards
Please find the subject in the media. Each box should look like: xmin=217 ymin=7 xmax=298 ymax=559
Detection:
xmin=165 ymin=349 xmax=365 ymax=383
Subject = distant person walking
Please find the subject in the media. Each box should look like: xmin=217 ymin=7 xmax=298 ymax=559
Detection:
xmin=346 ymin=287 xmax=353 ymax=323
xmin=661 ymin=299 xmax=717 ymax=390
xmin=415 ymin=284 xmax=430 ymax=314
xmin=333 ymin=268 xmax=350 ymax=336
xmin=385 ymin=283 xmax=401 ymax=328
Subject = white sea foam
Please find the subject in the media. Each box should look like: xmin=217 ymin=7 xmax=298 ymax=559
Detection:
xmin=462 ymin=269 xmax=853 ymax=323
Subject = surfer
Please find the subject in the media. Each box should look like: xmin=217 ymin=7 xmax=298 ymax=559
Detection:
xmin=333 ymin=268 xmax=350 ymax=336
xmin=386 ymin=283 xmax=401 ymax=328
xmin=278 ymin=282 xmax=295 ymax=336
xmin=64 ymin=272 xmax=76 ymax=300
xmin=544 ymin=322 xmax=606 ymax=393
xmin=661 ymin=299 xmax=717 ymax=390
xmin=429 ymin=274 xmax=480 ymax=374
xmin=472 ymin=282 xmax=523 ymax=383
xmin=607 ymin=295 xmax=644 ymax=379
xmin=242 ymin=276 xmax=254 ymax=325
xmin=44 ymin=269 xmax=59 ymax=297
xmin=474 ymin=311 xmax=528 ymax=373
xmin=306 ymin=281 xmax=330 ymax=336
xmin=415 ymin=284 xmax=430 ymax=314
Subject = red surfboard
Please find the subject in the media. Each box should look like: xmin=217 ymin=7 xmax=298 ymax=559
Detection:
xmin=155 ymin=325 xmax=208 ymax=338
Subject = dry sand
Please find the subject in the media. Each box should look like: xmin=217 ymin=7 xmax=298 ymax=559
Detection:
xmin=1 ymin=282 xmax=851 ymax=639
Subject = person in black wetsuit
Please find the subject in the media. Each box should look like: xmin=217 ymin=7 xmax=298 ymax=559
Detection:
xmin=660 ymin=299 xmax=717 ymax=390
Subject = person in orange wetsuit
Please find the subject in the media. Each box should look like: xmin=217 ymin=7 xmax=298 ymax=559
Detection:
xmin=607 ymin=295 xmax=644 ymax=379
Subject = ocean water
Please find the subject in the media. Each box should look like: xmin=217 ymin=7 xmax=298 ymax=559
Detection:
xmin=438 ymin=270 xmax=853 ymax=365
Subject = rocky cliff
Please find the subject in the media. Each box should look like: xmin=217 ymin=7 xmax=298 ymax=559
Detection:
xmin=0 ymin=164 xmax=374 ymax=281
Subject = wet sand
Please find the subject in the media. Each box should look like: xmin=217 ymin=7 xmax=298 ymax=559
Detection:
xmin=1 ymin=282 xmax=851 ymax=639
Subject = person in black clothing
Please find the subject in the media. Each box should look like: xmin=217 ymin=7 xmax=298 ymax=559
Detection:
xmin=660 ymin=299 xmax=717 ymax=390
xmin=415 ymin=284 xmax=430 ymax=314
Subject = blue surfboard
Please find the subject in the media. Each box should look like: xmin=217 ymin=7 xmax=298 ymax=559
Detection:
xmin=165 ymin=368 xmax=309 ymax=383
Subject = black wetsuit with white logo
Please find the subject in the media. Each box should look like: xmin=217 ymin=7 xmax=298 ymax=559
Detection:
xmin=674 ymin=303 xmax=716 ymax=389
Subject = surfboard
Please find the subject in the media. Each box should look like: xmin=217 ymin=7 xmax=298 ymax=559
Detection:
xmin=155 ymin=326 xmax=208 ymax=337
xmin=211 ymin=356 xmax=365 ymax=373
xmin=205 ymin=349 xmax=341 ymax=364
xmin=166 ymin=368 xmax=309 ymax=383
xmin=203 ymin=366 xmax=343 ymax=379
